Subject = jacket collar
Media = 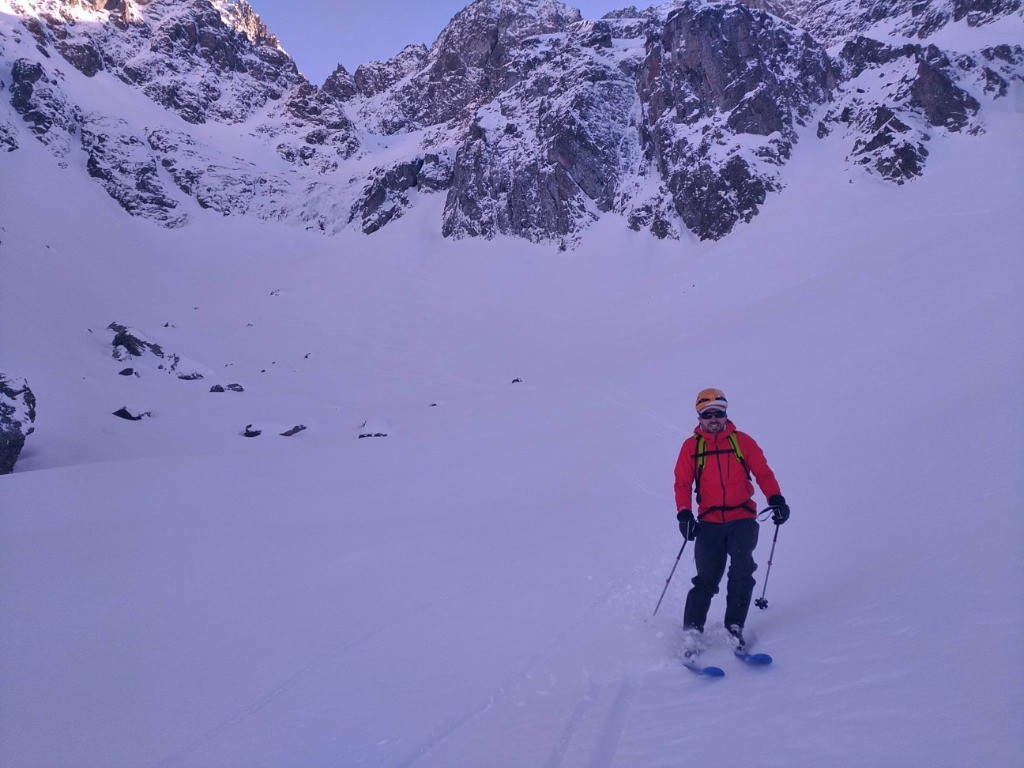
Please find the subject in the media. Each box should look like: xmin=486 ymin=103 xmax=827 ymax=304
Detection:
xmin=694 ymin=420 xmax=736 ymax=439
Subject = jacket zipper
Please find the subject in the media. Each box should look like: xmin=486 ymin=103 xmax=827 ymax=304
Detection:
xmin=715 ymin=435 xmax=728 ymax=523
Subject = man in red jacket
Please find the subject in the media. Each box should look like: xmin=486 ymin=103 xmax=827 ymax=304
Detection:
xmin=674 ymin=388 xmax=790 ymax=648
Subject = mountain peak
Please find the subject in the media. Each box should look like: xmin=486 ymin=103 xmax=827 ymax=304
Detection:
xmin=212 ymin=0 xmax=283 ymax=50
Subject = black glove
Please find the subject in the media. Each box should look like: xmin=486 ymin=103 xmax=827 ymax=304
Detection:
xmin=768 ymin=494 xmax=790 ymax=525
xmin=677 ymin=509 xmax=700 ymax=540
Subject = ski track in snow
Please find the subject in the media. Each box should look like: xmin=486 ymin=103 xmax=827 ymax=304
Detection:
xmin=393 ymin=570 xmax=648 ymax=768
xmin=541 ymin=678 xmax=603 ymax=768
xmin=582 ymin=677 xmax=640 ymax=768
xmin=153 ymin=614 xmax=409 ymax=768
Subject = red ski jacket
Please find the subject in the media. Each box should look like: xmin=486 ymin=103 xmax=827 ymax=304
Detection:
xmin=674 ymin=421 xmax=781 ymax=523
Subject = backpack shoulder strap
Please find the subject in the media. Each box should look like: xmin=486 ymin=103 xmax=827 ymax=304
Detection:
xmin=728 ymin=432 xmax=751 ymax=480
xmin=693 ymin=435 xmax=707 ymax=505
xmin=694 ymin=435 xmax=707 ymax=470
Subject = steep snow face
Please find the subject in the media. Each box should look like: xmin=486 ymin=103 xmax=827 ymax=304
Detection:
xmin=778 ymin=0 xmax=1024 ymax=45
xmin=1 ymin=0 xmax=1022 ymax=244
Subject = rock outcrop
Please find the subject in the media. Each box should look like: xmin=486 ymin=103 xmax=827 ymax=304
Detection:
xmin=636 ymin=1 xmax=837 ymax=238
xmin=0 ymin=375 xmax=37 ymax=474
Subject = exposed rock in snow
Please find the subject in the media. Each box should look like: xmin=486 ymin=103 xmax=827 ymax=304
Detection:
xmin=110 ymin=322 xmax=165 ymax=360
xmin=441 ymin=27 xmax=642 ymax=242
xmin=163 ymin=353 xmax=210 ymax=380
xmin=0 ymin=119 xmax=18 ymax=151
xmin=818 ymin=35 xmax=989 ymax=183
xmin=107 ymin=322 xmax=214 ymax=380
xmin=112 ymin=405 xmax=152 ymax=421
xmin=240 ymin=421 xmax=304 ymax=437
xmin=273 ymin=82 xmax=361 ymax=171
xmin=357 ymin=417 xmax=390 ymax=439
xmin=0 ymin=374 xmax=36 ymax=474
xmin=7 ymin=0 xmax=303 ymax=123
xmin=353 ymin=44 xmax=428 ymax=98
xmin=212 ymin=0 xmax=282 ymax=49
xmin=354 ymin=154 xmax=454 ymax=234
xmin=636 ymin=1 xmax=837 ymax=239
xmin=361 ymin=0 xmax=582 ymax=134
xmin=9 ymin=57 xmax=78 ymax=155
xmin=81 ymin=117 xmax=188 ymax=226
xmin=777 ymin=0 xmax=1024 ymax=45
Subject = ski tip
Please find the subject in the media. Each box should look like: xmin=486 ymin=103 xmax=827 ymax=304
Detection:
xmin=685 ymin=662 xmax=725 ymax=677
xmin=736 ymin=651 xmax=773 ymax=665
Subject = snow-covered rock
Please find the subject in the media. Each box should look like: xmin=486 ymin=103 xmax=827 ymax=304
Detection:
xmin=353 ymin=43 xmax=427 ymax=98
xmin=8 ymin=57 xmax=78 ymax=155
xmin=0 ymin=374 xmax=36 ymax=474
xmin=107 ymin=322 xmax=214 ymax=380
xmin=112 ymin=404 xmax=152 ymax=420
xmin=773 ymin=0 xmax=1024 ymax=45
xmin=81 ymin=116 xmax=188 ymax=226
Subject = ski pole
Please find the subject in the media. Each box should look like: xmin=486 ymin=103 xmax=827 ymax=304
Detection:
xmin=652 ymin=539 xmax=689 ymax=617
xmin=754 ymin=520 xmax=781 ymax=610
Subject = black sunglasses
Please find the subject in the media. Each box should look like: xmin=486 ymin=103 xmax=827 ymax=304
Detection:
xmin=699 ymin=410 xmax=727 ymax=419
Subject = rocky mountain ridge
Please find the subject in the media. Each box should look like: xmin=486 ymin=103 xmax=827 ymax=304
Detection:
xmin=2 ymin=0 xmax=1022 ymax=245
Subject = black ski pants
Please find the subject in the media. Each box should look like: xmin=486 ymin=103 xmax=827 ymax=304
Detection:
xmin=683 ymin=517 xmax=759 ymax=632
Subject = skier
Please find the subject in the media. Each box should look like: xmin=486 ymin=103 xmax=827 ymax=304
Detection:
xmin=674 ymin=388 xmax=789 ymax=650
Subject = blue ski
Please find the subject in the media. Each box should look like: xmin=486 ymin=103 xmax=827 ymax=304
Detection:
xmin=683 ymin=656 xmax=725 ymax=677
xmin=734 ymin=649 xmax=772 ymax=665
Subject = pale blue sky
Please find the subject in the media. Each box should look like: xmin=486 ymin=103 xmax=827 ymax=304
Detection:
xmin=253 ymin=0 xmax=646 ymax=84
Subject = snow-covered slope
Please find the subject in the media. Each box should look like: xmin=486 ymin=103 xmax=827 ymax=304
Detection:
xmin=1 ymin=25 xmax=1022 ymax=763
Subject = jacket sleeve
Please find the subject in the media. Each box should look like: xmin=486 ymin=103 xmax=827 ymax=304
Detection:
xmin=738 ymin=432 xmax=781 ymax=502
xmin=673 ymin=437 xmax=696 ymax=512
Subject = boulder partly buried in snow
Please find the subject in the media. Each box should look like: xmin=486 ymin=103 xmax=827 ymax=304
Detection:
xmin=241 ymin=422 xmax=306 ymax=438
xmin=110 ymin=322 xmax=165 ymax=361
xmin=107 ymin=321 xmax=215 ymax=380
xmin=161 ymin=353 xmax=213 ymax=381
xmin=357 ymin=417 xmax=390 ymax=439
xmin=0 ymin=375 xmax=37 ymax=474
xmin=112 ymin=405 xmax=152 ymax=421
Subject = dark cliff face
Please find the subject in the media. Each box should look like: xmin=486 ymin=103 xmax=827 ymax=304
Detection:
xmin=439 ymin=19 xmax=641 ymax=243
xmin=636 ymin=1 xmax=837 ymax=239
xmin=3 ymin=0 xmax=1022 ymax=244
xmin=415 ymin=0 xmax=840 ymax=242
xmin=361 ymin=0 xmax=583 ymax=133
